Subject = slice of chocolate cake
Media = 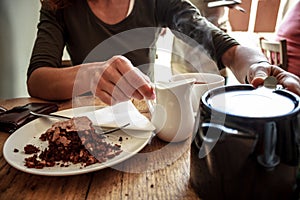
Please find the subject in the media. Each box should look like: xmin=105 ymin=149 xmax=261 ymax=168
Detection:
xmin=24 ymin=116 xmax=122 ymax=169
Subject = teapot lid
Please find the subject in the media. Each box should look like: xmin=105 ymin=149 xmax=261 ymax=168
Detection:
xmin=203 ymin=85 xmax=299 ymax=118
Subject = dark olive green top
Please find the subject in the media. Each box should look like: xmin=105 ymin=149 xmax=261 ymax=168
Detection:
xmin=28 ymin=0 xmax=238 ymax=78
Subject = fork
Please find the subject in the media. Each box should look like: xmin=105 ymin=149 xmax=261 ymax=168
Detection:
xmin=29 ymin=111 xmax=130 ymax=135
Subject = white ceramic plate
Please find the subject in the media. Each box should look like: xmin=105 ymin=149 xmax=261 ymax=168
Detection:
xmin=3 ymin=106 xmax=153 ymax=176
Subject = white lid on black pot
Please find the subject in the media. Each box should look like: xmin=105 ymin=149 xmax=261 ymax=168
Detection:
xmin=206 ymin=77 xmax=299 ymax=118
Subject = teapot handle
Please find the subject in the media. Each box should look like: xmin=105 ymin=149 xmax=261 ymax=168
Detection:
xmin=257 ymin=122 xmax=280 ymax=169
xmin=200 ymin=122 xmax=280 ymax=169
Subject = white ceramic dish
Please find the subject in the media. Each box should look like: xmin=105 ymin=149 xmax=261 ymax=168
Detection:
xmin=3 ymin=106 xmax=153 ymax=176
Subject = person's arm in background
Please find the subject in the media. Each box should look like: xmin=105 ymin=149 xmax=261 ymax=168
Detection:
xmin=222 ymin=45 xmax=300 ymax=95
xmin=275 ymin=1 xmax=300 ymax=78
xmin=159 ymin=0 xmax=300 ymax=95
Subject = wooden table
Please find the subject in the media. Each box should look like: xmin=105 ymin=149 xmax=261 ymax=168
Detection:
xmin=0 ymin=96 xmax=200 ymax=200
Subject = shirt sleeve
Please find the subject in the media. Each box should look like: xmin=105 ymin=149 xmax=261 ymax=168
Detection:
xmin=27 ymin=7 xmax=66 ymax=79
xmin=155 ymin=0 xmax=239 ymax=70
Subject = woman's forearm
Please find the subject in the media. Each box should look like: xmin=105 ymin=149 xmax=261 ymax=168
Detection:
xmin=27 ymin=66 xmax=90 ymax=100
xmin=26 ymin=56 xmax=156 ymax=104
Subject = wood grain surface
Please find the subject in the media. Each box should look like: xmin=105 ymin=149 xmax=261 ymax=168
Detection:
xmin=0 ymin=96 xmax=200 ymax=200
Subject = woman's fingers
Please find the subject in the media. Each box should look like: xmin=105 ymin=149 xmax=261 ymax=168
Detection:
xmin=92 ymin=56 xmax=155 ymax=105
xmin=121 ymin=68 xmax=155 ymax=100
xmin=109 ymin=56 xmax=155 ymax=99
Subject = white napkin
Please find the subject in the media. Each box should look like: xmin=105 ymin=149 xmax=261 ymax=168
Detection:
xmin=79 ymin=101 xmax=155 ymax=131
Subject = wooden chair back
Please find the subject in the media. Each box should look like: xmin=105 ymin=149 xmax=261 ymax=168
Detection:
xmin=259 ymin=37 xmax=288 ymax=70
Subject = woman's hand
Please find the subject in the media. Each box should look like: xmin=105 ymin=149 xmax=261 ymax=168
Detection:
xmin=247 ymin=62 xmax=300 ymax=96
xmin=89 ymin=55 xmax=155 ymax=105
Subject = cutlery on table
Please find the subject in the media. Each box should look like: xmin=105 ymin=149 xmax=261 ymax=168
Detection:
xmin=29 ymin=111 xmax=130 ymax=135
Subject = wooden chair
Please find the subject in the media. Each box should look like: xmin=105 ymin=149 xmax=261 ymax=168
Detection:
xmin=259 ymin=37 xmax=288 ymax=70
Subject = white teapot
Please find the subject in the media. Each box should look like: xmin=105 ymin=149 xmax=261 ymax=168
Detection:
xmin=148 ymin=78 xmax=195 ymax=142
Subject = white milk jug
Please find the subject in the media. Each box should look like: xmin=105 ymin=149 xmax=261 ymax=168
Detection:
xmin=148 ymin=78 xmax=195 ymax=142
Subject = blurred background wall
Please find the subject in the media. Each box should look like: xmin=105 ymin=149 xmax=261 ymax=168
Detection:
xmin=0 ymin=0 xmax=40 ymax=99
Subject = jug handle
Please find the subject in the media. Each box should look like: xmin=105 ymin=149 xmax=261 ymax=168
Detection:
xmin=146 ymin=100 xmax=155 ymax=116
